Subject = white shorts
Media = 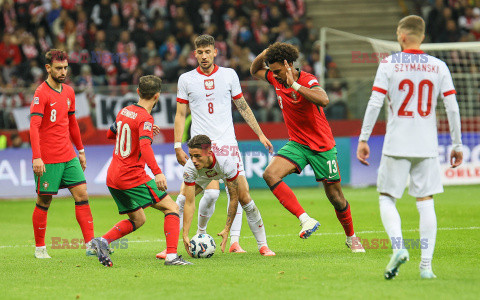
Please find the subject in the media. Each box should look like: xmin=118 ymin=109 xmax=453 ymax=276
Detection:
xmin=377 ymin=155 xmax=443 ymax=199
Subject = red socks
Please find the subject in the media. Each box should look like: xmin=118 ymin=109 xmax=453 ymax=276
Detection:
xmin=335 ymin=202 xmax=355 ymax=237
xmin=75 ymin=201 xmax=94 ymax=243
xmin=271 ymin=181 xmax=305 ymax=218
xmin=33 ymin=204 xmax=48 ymax=247
xmin=102 ymin=219 xmax=136 ymax=243
xmin=164 ymin=213 xmax=180 ymax=254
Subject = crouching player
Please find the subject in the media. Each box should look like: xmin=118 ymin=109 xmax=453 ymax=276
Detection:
xmin=91 ymin=76 xmax=192 ymax=266
xmin=182 ymin=135 xmax=275 ymax=256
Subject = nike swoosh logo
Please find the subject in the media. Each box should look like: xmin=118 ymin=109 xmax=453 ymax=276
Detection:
xmin=328 ymin=175 xmax=336 ymax=179
xmin=259 ymin=224 xmax=263 ymax=228
xmin=206 ymin=93 xmax=213 ymax=97
xmin=50 ymin=102 xmax=56 ymax=106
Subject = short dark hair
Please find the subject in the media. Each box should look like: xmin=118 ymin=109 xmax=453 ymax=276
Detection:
xmin=188 ymin=134 xmax=212 ymax=150
xmin=265 ymin=42 xmax=299 ymax=65
xmin=45 ymin=49 xmax=68 ymax=65
xmin=398 ymin=15 xmax=425 ymax=37
xmin=138 ymin=75 xmax=162 ymax=100
xmin=195 ymin=34 xmax=215 ymax=49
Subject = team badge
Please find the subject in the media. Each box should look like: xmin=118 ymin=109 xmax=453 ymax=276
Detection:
xmin=33 ymin=97 xmax=39 ymax=105
xmin=204 ymin=79 xmax=215 ymax=90
xmin=205 ymin=170 xmax=218 ymax=178
xmin=290 ymin=92 xmax=300 ymax=104
xmin=43 ymin=181 xmax=49 ymax=189
xmin=143 ymin=121 xmax=152 ymax=131
xmin=67 ymin=98 xmax=71 ymax=108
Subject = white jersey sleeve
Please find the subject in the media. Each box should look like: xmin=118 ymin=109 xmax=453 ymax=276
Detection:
xmin=221 ymin=155 xmax=240 ymax=182
xmin=371 ymin=60 xmax=390 ymax=95
xmin=230 ymin=69 xmax=243 ymax=100
xmin=439 ymin=62 xmax=456 ymax=98
xmin=176 ymin=74 xmax=189 ymax=104
xmin=183 ymin=159 xmax=197 ymax=186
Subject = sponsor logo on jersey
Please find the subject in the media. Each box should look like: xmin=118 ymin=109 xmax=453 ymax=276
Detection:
xmin=143 ymin=121 xmax=152 ymax=131
xmin=206 ymin=93 xmax=214 ymax=97
xmin=120 ymin=108 xmax=137 ymax=119
xmin=33 ymin=97 xmax=39 ymax=105
xmin=204 ymin=79 xmax=215 ymax=90
xmin=50 ymin=102 xmax=56 ymax=106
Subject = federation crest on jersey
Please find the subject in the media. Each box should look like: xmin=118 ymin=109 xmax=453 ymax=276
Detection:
xmin=205 ymin=170 xmax=218 ymax=178
xmin=143 ymin=121 xmax=152 ymax=131
xmin=43 ymin=181 xmax=49 ymax=189
xmin=33 ymin=97 xmax=39 ymax=105
xmin=204 ymin=79 xmax=215 ymax=90
xmin=290 ymin=92 xmax=300 ymax=104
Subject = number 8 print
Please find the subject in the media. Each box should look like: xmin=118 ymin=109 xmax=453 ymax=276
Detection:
xmin=50 ymin=109 xmax=56 ymax=122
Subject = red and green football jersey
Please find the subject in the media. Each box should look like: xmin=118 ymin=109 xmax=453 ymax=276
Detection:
xmin=107 ymin=104 xmax=156 ymax=190
xmin=265 ymin=70 xmax=335 ymax=152
xmin=30 ymin=81 xmax=77 ymax=163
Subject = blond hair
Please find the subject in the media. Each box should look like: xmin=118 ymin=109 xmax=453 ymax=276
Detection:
xmin=398 ymin=15 xmax=425 ymax=37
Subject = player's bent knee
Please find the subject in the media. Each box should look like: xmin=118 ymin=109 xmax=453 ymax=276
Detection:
xmin=262 ymin=169 xmax=278 ymax=186
xmin=202 ymin=189 xmax=220 ymax=205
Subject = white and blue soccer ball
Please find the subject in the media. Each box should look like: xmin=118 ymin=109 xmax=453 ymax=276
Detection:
xmin=189 ymin=233 xmax=216 ymax=258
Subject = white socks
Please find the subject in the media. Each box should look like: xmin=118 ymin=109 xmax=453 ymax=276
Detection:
xmin=242 ymin=200 xmax=267 ymax=250
xmin=379 ymin=195 xmax=403 ymax=254
xmin=226 ymin=186 xmax=243 ymax=245
xmin=166 ymin=253 xmax=177 ymax=261
xmin=417 ymin=199 xmax=437 ymax=270
xmin=176 ymin=194 xmax=186 ymax=230
xmin=197 ymin=189 xmax=220 ymax=233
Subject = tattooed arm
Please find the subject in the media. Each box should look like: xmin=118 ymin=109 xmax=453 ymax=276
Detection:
xmin=234 ymin=96 xmax=273 ymax=153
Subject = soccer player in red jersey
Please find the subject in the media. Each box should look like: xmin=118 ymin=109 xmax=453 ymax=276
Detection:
xmin=30 ymin=49 xmax=94 ymax=259
xmin=90 ymin=75 xmax=192 ymax=266
xmin=251 ymin=43 xmax=365 ymax=252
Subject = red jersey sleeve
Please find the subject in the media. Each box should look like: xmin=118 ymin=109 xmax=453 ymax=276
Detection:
xmin=68 ymin=90 xmax=76 ymax=115
xmin=300 ymin=73 xmax=321 ymax=89
xmin=138 ymin=115 xmax=161 ymax=175
xmin=30 ymin=91 xmax=46 ymax=118
xmin=29 ymin=90 xmax=47 ymax=159
xmin=265 ymin=70 xmax=274 ymax=85
xmin=138 ymin=116 xmax=154 ymax=143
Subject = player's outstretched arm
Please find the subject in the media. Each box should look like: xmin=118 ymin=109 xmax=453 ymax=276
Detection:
xmin=182 ymin=184 xmax=196 ymax=256
xmin=174 ymin=102 xmax=189 ymax=165
xmin=234 ymin=97 xmax=273 ymax=153
xmin=218 ymin=178 xmax=240 ymax=252
xmin=250 ymin=49 xmax=268 ymax=81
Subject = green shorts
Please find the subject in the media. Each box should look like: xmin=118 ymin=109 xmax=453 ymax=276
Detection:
xmin=108 ymin=179 xmax=167 ymax=214
xmin=275 ymin=141 xmax=341 ymax=183
xmin=34 ymin=157 xmax=86 ymax=195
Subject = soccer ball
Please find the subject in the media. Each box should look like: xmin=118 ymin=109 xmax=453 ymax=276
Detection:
xmin=189 ymin=233 xmax=216 ymax=258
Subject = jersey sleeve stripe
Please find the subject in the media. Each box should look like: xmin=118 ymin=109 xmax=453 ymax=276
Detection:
xmin=265 ymin=70 xmax=271 ymax=84
xmin=443 ymin=90 xmax=456 ymax=97
xmin=232 ymin=93 xmax=243 ymax=100
xmin=372 ymin=86 xmax=387 ymax=94
xmin=176 ymin=97 xmax=189 ymax=104
xmin=184 ymin=181 xmax=196 ymax=186
xmin=31 ymin=113 xmax=44 ymax=117
xmin=139 ymin=136 xmax=153 ymax=142
xmin=226 ymin=171 xmax=240 ymax=182
xmin=310 ymin=85 xmax=321 ymax=89
xmin=68 ymin=111 xmax=75 ymax=115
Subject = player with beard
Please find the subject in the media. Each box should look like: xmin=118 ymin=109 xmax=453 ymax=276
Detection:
xmin=30 ymin=49 xmax=94 ymax=258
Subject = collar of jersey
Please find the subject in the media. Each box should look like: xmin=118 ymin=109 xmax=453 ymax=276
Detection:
xmin=402 ymin=49 xmax=424 ymax=54
xmin=45 ymin=80 xmax=62 ymax=93
xmin=208 ymin=152 xmax=217 ymax=169
xmin=133 ymin=103 xmax=147 ymax=111
xmin=196 ymin=64 xmax=219 ymax=77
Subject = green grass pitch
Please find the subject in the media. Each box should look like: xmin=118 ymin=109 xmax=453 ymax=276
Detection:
xmin=1 ymin=185 xmax=479 ymax=299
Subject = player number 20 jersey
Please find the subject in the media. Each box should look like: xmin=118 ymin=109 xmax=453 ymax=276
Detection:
xmin=372 ymin=50 xmax=456 ymax=157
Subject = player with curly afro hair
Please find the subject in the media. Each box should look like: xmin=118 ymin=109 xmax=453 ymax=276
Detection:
xmin=250 ymin=43 xmax=365 ymax=253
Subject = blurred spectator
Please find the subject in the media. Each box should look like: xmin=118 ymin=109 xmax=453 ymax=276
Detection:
xmin=159 ymin=35 xmax=180 ymax=59
xmin=10 ymin=133 xmax=29 ymax=149
xmin=0 ymin=34 xmax=22 ymax=66
xmin=105 ymin=15 xmax=123 ymax=50
xmin=91 ymin=0 xmax=118 ymax=29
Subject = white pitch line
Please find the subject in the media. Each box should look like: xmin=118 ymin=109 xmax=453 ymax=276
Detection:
xmin=1 ymin=226 xmax=478 ymax=249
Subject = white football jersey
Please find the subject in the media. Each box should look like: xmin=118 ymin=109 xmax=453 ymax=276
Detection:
xmin=372 ymin=49 xmax=456 ymax=157
xmin=183 ymin=153 xmax=240 ymax=189
xmin=177 ymin=65 xmax=243 ymax=144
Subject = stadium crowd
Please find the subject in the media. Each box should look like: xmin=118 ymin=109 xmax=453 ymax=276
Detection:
xmin=1 ymin=0 xmax=344 ymax=130
xmin=420 ymin=0 xmax=480 ymax=43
